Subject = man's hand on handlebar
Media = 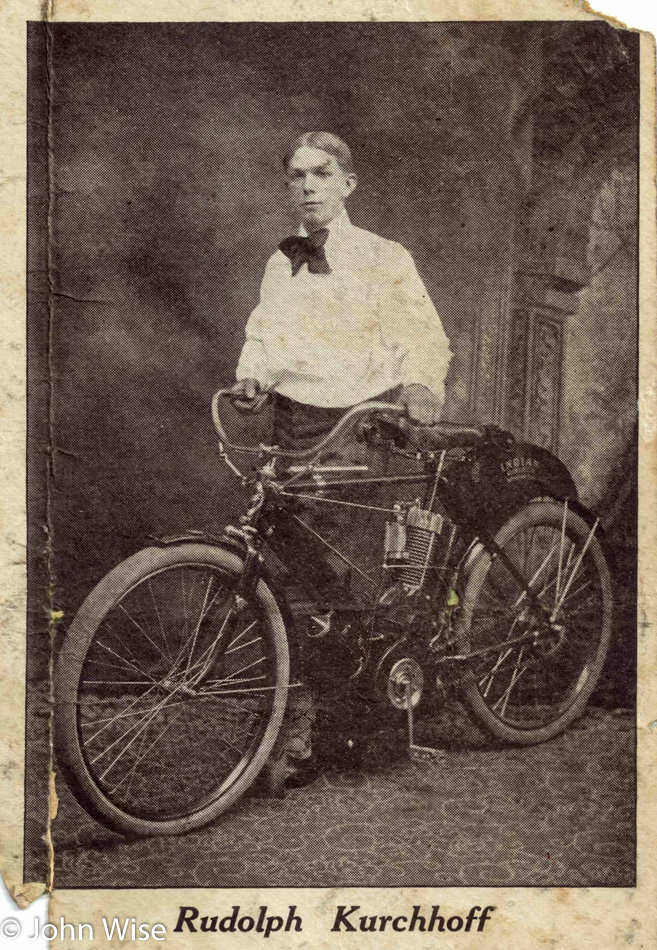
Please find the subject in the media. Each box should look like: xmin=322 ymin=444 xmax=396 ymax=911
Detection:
xmin=229 ymin=378 xmax=271 ymax=414
xmin=399 ymin=384 xmax=442 ymax=426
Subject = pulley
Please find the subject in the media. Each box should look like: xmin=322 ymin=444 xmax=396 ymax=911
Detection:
xmin=387 ymin=657 xmax=424 ymax=710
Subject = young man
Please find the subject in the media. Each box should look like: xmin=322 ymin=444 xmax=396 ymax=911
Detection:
xmin=232 ymin=130 xmax=452 ymax=434
xmin=231 ymin=131 xmax=452 ymax=784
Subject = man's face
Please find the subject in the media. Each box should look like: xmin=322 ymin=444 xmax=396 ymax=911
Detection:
xmin=285 ymin=146 xmax=357 ymax=231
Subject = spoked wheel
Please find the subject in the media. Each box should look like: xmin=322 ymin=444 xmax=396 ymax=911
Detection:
xmin=54 ymin=544 xmax=289 ymax=836
xmin=457 ymin=501 xmax=613 ymax=744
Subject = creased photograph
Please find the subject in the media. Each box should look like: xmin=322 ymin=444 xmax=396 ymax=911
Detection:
xmin=0 ymin=1 xmax=655 ymax=948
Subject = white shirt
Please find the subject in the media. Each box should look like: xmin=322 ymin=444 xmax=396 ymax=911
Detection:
xmin=236 ymin=210 xmax=453 ymax=408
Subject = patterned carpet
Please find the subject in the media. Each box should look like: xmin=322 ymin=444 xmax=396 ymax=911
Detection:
xmin=51 ymin=706 xmax=634 ymax=888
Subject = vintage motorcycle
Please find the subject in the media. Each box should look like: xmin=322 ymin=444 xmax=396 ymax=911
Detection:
xmin=54 ymin=391 xmax=612 ymax=836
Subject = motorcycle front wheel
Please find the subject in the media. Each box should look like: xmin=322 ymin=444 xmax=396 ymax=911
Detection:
xmin=54 ymin=543 xmax=289 ymax=836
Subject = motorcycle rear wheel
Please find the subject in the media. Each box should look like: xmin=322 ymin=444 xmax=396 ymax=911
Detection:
xmin=457 ymin=500 xmax=613 ymax=744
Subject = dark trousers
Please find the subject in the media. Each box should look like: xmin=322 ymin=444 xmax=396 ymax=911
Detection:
xmin=270 ymin=389 xmax=401 ymax=764
xmin=270 ymin=388 xmax=402 ymax=595
xmin=272 ymin=393 xmax=349 ymax=452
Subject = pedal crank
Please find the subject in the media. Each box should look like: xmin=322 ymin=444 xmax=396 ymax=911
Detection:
xmin=387 ymin=660 xmax=444 ymax=765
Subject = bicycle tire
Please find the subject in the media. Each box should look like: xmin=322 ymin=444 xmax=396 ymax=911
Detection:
xmin=456 ymin=500 xmax=613 ymax=744
xmin=54 ymin=543 xmax=289 ymax=836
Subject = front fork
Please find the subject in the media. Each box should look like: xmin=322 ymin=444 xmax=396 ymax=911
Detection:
xmin=223 ymin=479 xmax=268 ymax=603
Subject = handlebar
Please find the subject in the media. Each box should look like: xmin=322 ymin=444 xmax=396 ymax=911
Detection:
xmin=211 ymin=388 xmax=405 ymax=461
xmin=211 ymin=388 xmax=263 ymax=454
xmin=211 ymin=387 xmax=508 ymax=475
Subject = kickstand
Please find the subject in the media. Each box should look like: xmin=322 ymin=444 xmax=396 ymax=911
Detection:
xmin=405 ymin=679 xmax=445 ymax=765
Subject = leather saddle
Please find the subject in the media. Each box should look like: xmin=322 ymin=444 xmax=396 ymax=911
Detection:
xmin=367 ymin=415 xmax=514 ymax=452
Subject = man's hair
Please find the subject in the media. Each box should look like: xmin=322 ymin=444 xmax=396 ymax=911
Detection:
xmin=283 ymin=132 xmax=355 ymax=174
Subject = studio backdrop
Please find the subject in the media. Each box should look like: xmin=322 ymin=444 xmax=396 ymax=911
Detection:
xmin=26 ymin=20 xmax=638 ymax=886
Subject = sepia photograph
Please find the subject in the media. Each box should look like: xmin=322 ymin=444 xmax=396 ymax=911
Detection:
xmin=25 ymin=19 xmax=638 ymax=890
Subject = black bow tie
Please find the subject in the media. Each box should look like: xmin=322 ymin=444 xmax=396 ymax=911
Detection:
xmin=278 ymin=229 xmax=332 ymax=276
